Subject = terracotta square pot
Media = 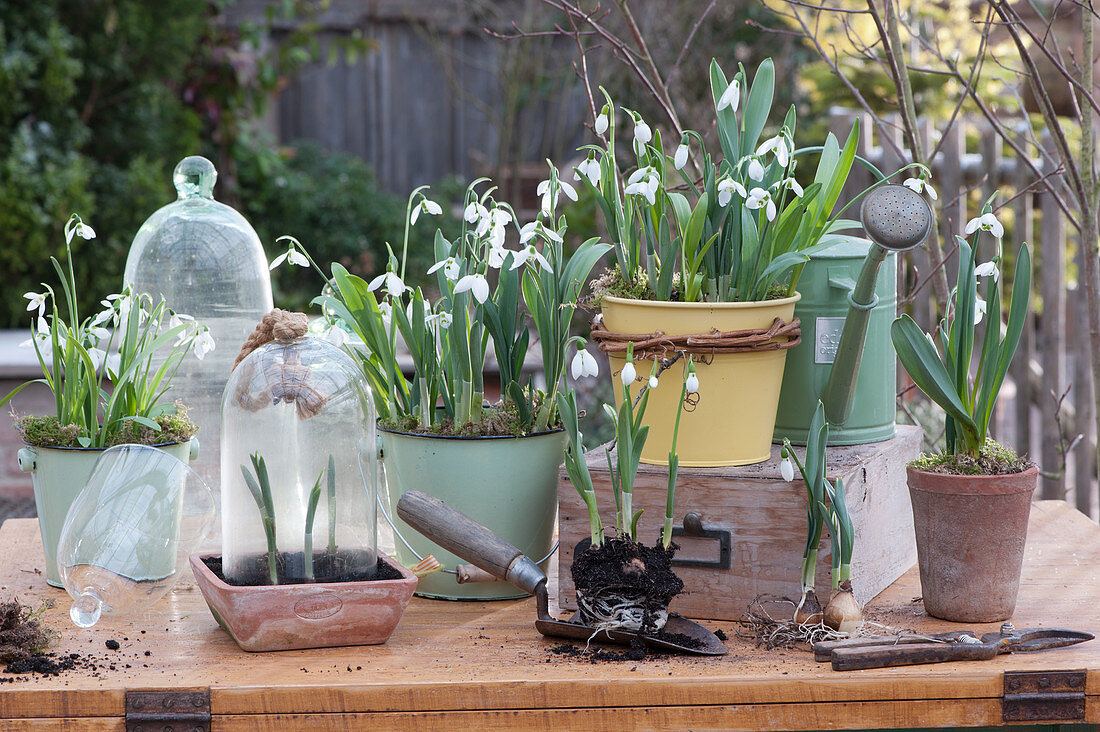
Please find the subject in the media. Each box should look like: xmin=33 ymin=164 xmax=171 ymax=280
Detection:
xmin=189 ymin=553 xmax=417 ymax=652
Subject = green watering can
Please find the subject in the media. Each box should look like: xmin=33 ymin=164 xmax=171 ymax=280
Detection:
xmin=774 ymin=185 xmax=933 ymax=445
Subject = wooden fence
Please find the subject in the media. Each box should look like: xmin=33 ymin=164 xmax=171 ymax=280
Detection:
xmin=224 ymin=0 xmax=590 ymax=197
xmin=830 ymin=108 xmax=1095 ymax=516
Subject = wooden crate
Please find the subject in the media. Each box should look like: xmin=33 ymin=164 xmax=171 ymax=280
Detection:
xmin=558 ymin=425 xmax=922 ymax=620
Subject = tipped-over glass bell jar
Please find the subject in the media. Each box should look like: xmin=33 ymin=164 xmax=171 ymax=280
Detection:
xmin=57 ymin=445 xmax=215 ymax=628
xmin=221 ymin=313 xmax=378 ymax=585
xmin=125 ymin=156 xmax=274 ymax=532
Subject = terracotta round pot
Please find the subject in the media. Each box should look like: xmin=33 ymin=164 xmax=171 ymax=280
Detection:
xmin=907 ymin=465 xmax=1038 ymax=623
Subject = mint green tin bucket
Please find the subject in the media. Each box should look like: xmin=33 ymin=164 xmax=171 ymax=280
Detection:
xmin=773 ymin=237 xmax=897 ymax=446
xmin=18 ymin=439 xmax=196 ymax=587
xmin=380 ymin=426 xmax=566 ymax=600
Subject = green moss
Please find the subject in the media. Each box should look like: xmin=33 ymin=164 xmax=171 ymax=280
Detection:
xmin=14 ymin=403 xmax=198 ymax=448
xmin=908 ymin=439 xmax=1030 ymax=476
xmin=380 ymin=399 xmax=551 ymax=438
xmin=587 ymin=265 xmax=795 ymax=306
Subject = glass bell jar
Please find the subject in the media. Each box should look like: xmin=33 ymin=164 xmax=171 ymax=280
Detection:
xmin=57 ymin=445 xmax=215 ymax=628
xmin=221 ymin=319 xmax=377 ymax=585
xmin=125 ymin=156 xmax=274 ymax=527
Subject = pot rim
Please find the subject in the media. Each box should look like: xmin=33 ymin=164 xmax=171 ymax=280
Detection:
xmin=906 ymin=463 xmax=1039 ymax=496
xmin=601 ymin=292 xmax=801 ymax=310
xmin=20 ymin=438 xmax=192 ymax=452
xmin=377 ymin=422 xmax=564 ymax=441
xmin=189 ymin=552 xmax=416 ymax=591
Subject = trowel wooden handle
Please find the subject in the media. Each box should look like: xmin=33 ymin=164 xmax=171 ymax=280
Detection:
xmin=831 ymin=641 xmax=998 ymax=670
xmin=396 ymin=490 xmax=544 ymax=593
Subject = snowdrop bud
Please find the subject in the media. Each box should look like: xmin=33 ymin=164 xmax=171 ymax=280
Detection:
xmin=620 ymin=361 xmax=637 ymax=386
xmin=685 ymin=372 xmax=699 ymax=394
xmin=595 ymin=107 xmax=609 ymax=135
xmin=674 ymin=138 xmax=689 ymax=170
xmin=780 ymin=454 xmax=796 ymax=482
xmin=648 ymin=375 xmax=659 ymax=389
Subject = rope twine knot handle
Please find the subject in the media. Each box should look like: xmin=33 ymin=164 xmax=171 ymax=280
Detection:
xmin=231 ymin=309 xmax=324 ymax=419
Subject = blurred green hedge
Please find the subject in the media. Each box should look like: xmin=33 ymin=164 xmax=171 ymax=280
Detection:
xmin=0 ymin=1 xmax=454 ymax=329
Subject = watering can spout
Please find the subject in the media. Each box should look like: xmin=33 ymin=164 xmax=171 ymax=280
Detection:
xmin=823 ymin=185 xmax=933 ymax=426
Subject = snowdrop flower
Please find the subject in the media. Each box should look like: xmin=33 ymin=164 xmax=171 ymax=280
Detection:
xmin=453 ymin=273 xmax=490 ymax=304
xmin=536 ymin=172 xmax=578 ymax=216
xmin=620 ymin=360 xmax=637 ymax=386
xmin=633 ymin=116 xmax=652 ymax=146
xmin=88 ymin=347 xmax=108 ymax=371
xmin=674 ymin=138 xmax=689 ymax=170
xmin=903 ymin=176 xmax=938 ymax=201
xmin=191 ymin=330 xmax=215 ymax=360
xmin=19 ymin=318 xmax=50 ymax=350
xmin=570 ymin=348 xmax=599 ymax=380
xmin=510 ymin=244 xmax=553 ymax=273
xmin=574 ymin=156 xmax=601 ymax=187
xmin=324 ymin=325 xmax=348 ymax=348
xmin=519 ymin=220 xmax=563 ymax=245
xmin=90 ymin=306 xmax=114 ymax=329
xmin=756 ymin=134 xmax=791 ymax=167
xmin=487 ymin=244 xmax=508 ymax=269
xmin=410 ymin=197 xmax=443 ymax=225
xmin=716 ymin=77 xmax=740 ymax=112
xmin=438 ymin=311 xmax=453 ymax=329
xmin=974 ymin=295 xmax=987 ymax=325
xmin=23 ymin=292 xmax=47 ymax=318
xmin=746 ymin=187 xmax=777 ymax=221
xmin=780 ymin=177 xmax=804 ymax=197
xmin=168 ymin=312 xmax=194 ymax=330
xmin=780 ymin=450 xmax=796 ymax=482
xmin=717 ymin=178 xmax=747 ymax=207
xmin=648 ymin=375 xmax=659 ymax=389
xmin=367 ymin=271 xmax=410 ymax=298
xmin=428 ymin=256 xmax=461 ymax=281
xmin=964 ymin=212 xmax=1004 ymax=239
xmin=89 ymin=326 xmax=110 ymax=344
xmin=65 ymin=218 xmax=96 ymax=244
xmin=685 ymin=370 xmax=699 ymax=394
xmin=625 ymin=166 xmax=660 ymax=206
xmin=463 ymin=201 xmax=486 ymax=224
xmin=747 ymin=158 xmax=765 ymax=181
xmin=378 ymin=301 xmax=393 ymax=327
xmin=269 ymin=244 xmax=308 ymax=270
xmin=975 ymin=260 xmax=999 ymax=282
xmin=594 ymin=106 xmax=609 ymax=135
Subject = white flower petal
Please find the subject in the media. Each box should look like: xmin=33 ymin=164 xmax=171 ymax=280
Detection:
xmin=685 ymin=372 xmax=699 ymax=394
xmin=748 ymin=158 xmax=765 ymax=181
xmin=269 ymin=251 xmax=288 ymax=270
xmin=674 ymin=143 xmax=689 ymax=170
xmin=288 ymin=249 xmax=309 ymax=267
xmin=595 ymin=112 xmax=608 ymax=135
xmin=648 ymin=375 xmax=659 ymax=389
xmin=620 ymin=361 xmax=637 ymax=386
xmin=716 ymin=78 xmax=740 ymax=112
xmin=780 ymin=455 xmax=795 ymax=482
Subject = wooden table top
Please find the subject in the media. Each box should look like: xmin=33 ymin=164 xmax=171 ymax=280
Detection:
xmin=1 ymin=500 xmax=1098 ymax=731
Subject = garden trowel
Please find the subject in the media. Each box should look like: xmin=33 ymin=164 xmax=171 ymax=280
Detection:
xmin=396 ymin=489 xmax=727 ymax=656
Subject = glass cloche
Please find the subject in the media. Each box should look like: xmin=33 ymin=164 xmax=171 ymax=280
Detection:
xmin=125 ymin=156 xmax=274 ymax=527
xmin=221 ymin=313 xmax=377 ymax=585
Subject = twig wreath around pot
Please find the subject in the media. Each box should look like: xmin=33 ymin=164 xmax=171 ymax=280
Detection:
xmin=0 ymin=214 xmax=212 ymax=586
xmin=891 ymin=198 xmax=1035 ymax=623
xmin=575 ymin=58 xmax=880 ymax=467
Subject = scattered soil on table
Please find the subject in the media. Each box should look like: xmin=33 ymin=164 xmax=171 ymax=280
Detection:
xmin=571 ymin=537 xmax=684 ymax=636
xmin=203 ymin=553 xmax=401 ymax=586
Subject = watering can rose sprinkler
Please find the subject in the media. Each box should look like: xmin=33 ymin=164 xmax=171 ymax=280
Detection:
xmin=822 ymin=183 xmax=934 ymax=425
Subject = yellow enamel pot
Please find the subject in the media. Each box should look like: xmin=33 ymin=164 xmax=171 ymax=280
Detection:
xmin=601 ymin=294 xmax=800 ymax=467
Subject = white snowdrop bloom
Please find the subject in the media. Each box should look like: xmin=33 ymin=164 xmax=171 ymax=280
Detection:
xmin=191 ymin=330 xmax=215 ymax=360
xmin=756 ymin=134 xmax=791 ymax=167
xmin=747 ymin=158 xmax=766 ymax=182
xmin=648 ymin=375 xmax=659 ymax=389
xmin=674 ymin=141 xmax=689 ymax=170
xmin=620 ymin=361 xmax=637 ymax=386
xmin=574 ymin=156 xmax=601 ymax=187
xmin=594 ymin=109 xmax=609 ymax=135
xmin=428 ymin=256 xmax=461 ymax=281
xmin=23 ymin=292 xmax=47 ymax=318
xmin=780 ymin=453 xmax=796 ymax=482
xmin=903 ymin=176 xmax=938 ymax=201
xmin=510 ymin=244 xmax=553 ymax=273
xmin=367 ymin=272 xmax=410 ymax=298
xmin=964 ymin=212 xmax=1004 ymax=239
xmin=974 ymin=261 xmax=999 ymax=282
xmin=685 ymin=371 xmax=699 ymax=394
xmin=716 ymin=77 xmax=740 ymax=112
xmin=746 ymin=187 xmax=777 ymax=221
xmin=410 ymin=198 xmax=443 ymax=225
xmin=453 ymin=273 xmax=490 ymax=304
xmin=717 ymin=178 xmax=747 ymax=207
xmin=570 ymin=348 xmax=600 ymax=380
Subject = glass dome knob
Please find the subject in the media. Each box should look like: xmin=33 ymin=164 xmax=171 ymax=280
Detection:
xmin=173 ymin=156 xmax=217 ymax=200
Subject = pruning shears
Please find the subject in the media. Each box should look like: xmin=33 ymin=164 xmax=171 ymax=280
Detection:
xmin=813 ymin=624 xmax=1094 ymax=671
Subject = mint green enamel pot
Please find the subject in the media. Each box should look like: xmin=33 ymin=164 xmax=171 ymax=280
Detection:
xmin=379 ymin=426 xmax=565 ymax=600
xmin=18 ymin=440 xmax=196 ymax=587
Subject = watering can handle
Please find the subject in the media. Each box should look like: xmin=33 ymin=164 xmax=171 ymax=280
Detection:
xmin=396 ymin=489 xmax=546 ymax=594
xmin=823 ymin=245 xmax=887 ymax=425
